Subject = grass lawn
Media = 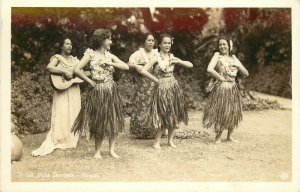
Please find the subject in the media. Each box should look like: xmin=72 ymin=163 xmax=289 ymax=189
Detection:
xmin=11 ymin=108 xmax=291 ymax=182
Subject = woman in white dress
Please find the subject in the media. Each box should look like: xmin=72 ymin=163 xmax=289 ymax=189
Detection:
xmin=31 ymin=38 xmax=82 ymax=156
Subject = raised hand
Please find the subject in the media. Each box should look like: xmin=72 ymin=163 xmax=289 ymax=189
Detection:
xmin=231 ymin=55 xmax=241 ymax=68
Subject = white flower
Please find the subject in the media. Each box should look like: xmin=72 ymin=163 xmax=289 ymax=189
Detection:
xmin=229 ymin=40 xmax=233 ymax=52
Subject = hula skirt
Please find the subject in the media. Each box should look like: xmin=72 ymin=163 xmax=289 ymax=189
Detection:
xmin=202 ymin=81 xmax=242 ymax=133
xmin=140 ymin=76 xmax=188 ymax=130
xmin=72 ymin=80 xmax=124 ymax=139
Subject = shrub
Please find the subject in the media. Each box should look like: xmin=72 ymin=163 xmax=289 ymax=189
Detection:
xmin=244 ymin=62 xmax=291 ymax=98
xmin=11 ymin=71 xmax=52 ymax=134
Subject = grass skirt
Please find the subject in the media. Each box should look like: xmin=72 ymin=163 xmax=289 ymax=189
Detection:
xmin=140 ymin=76 xmax=188 ymax=130
xmin=72 ymin=80 xmax=124 ymax=139
xmin=202 ymin=81 xmax=242 ymax=133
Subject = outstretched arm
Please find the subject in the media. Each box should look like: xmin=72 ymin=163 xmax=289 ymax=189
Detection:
xmin=108 ymin=54 xmax=129 ymax=71
xmin=139 ymin=57 xmax=159 ymax=83
xmin=127 ymin=51 xmax=145 ymax=71
xmin=128 ymin=62 xmax=143 ymax=72
xmin=74 ymin=54 xmax=96 ymax=87
xmin=171 ymin=57 xmax=193 ymax=68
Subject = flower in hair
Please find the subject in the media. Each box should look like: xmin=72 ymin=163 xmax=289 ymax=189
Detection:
xmin=229 ymin=40 xmax=233 ymax=52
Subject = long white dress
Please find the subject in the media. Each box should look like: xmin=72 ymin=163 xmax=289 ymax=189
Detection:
xmin=31 ymin=54 xmax=81 ymax=156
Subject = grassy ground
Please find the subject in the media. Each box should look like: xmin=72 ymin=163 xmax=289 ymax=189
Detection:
xmin=11 ymin=101 xmax=292 ymax=182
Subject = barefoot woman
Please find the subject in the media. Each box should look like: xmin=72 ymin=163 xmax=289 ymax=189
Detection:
xmin=139 ymin=33 xmax=193 ymax=149
xmin=71 ymin=29 xmax=129 ymax=158
xmin=203 ymin=36 xmax=249 ymax=144
xmin=128 ymin=33 xmax=159 ymax=139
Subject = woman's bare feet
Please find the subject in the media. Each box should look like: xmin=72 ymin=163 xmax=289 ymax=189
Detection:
xmin=152 ymin=143 xmax=161 ymax=149
xmin=227 ymin=128 xmax=239 ymax=143
xmin=214 ymin=132 xmax=222 ymax=144
xmin=227 ymin=137 xmax=239 ymax=143
xmin=168 ymin=141 xmax=177 ymax=148
xmin=109 ymin=151 xmax=120 ymax=159
xmin=94 ymin=151 xmax=102 ymax=159
xmin=214 ymin=138 xmax=222 ymax=144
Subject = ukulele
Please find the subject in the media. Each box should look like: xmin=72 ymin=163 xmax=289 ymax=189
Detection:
xmin=50 ymin=55 xmax=84 ymax=90
xmin=50 ymin=73 xmax=84 ymax=90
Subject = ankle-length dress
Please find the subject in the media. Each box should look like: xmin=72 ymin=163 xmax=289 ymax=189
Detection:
xmin=202 ymin=54 xmax=243 ymax=133
xmin=71 ymin=48 xmax=124 ymax=139
xmin=140 ymin=54 xmax=188 ymax=130
xmin=129 ymin=48 xmax=159 ymax=138
xmin=31 ymin=54 xmax=81 ymax=156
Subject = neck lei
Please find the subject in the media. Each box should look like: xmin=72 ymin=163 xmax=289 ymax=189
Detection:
xmin=220 ymin=55 xmax=235 ymax=66
xmin=95 ymin=49 xmax=109 ymax=59
xmin=141 ymin=48 xmax=155 ymax=62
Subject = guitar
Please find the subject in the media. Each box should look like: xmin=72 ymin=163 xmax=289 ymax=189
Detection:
xmin=50 ymin=73 xmax=84 ymax=90
xmin=50 ymin=55 xmax=89 ymax=90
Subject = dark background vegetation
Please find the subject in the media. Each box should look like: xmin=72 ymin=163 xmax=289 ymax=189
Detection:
xmin=11 ymin=8 xmax=291 ymax=134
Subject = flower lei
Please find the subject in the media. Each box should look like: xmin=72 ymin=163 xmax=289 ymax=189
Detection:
xmin=158 ymin=53 xmax=175 ymax=72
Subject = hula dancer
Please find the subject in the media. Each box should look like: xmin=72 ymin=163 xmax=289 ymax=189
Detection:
xmin=128 ymin=33 xmax=159 ymax=139
xmin=203 ymin=36 xmax=249 ymax=144
xmin=139 ymin=33 xmax=193 ymax=149
xmin=72 ymin=29 xmax=129 ymax=158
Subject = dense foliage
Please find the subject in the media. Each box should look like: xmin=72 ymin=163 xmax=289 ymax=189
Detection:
xmin=11 ymin=8 xmax=290 ymax=134
xmin=222 ymin=8 xmax=291 ymax=98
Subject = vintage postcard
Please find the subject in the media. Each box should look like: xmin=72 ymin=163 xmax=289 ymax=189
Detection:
xmin=1 ymin=0 xmax=300 ymax=191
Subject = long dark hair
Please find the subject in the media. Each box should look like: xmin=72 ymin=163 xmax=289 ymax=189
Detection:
xmin=218 ymin=35 xmax=244 ymax=89
xmin=217 ymin=35 xmax=233 ymax=56
xmin=90 ymin=28 xmax=112 ymax=50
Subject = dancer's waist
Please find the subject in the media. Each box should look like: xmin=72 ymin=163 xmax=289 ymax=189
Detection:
xmin=158 ymin=76 xmax=177 ymax=86
xmin=92 ymin=78 xmax=114 ymax=84
xmin=158 ymin=74 xmax=175 ymax=80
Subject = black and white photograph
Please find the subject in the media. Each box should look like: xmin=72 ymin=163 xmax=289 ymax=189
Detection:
xmin=1 ymin=0 xmax=300 ymax=192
